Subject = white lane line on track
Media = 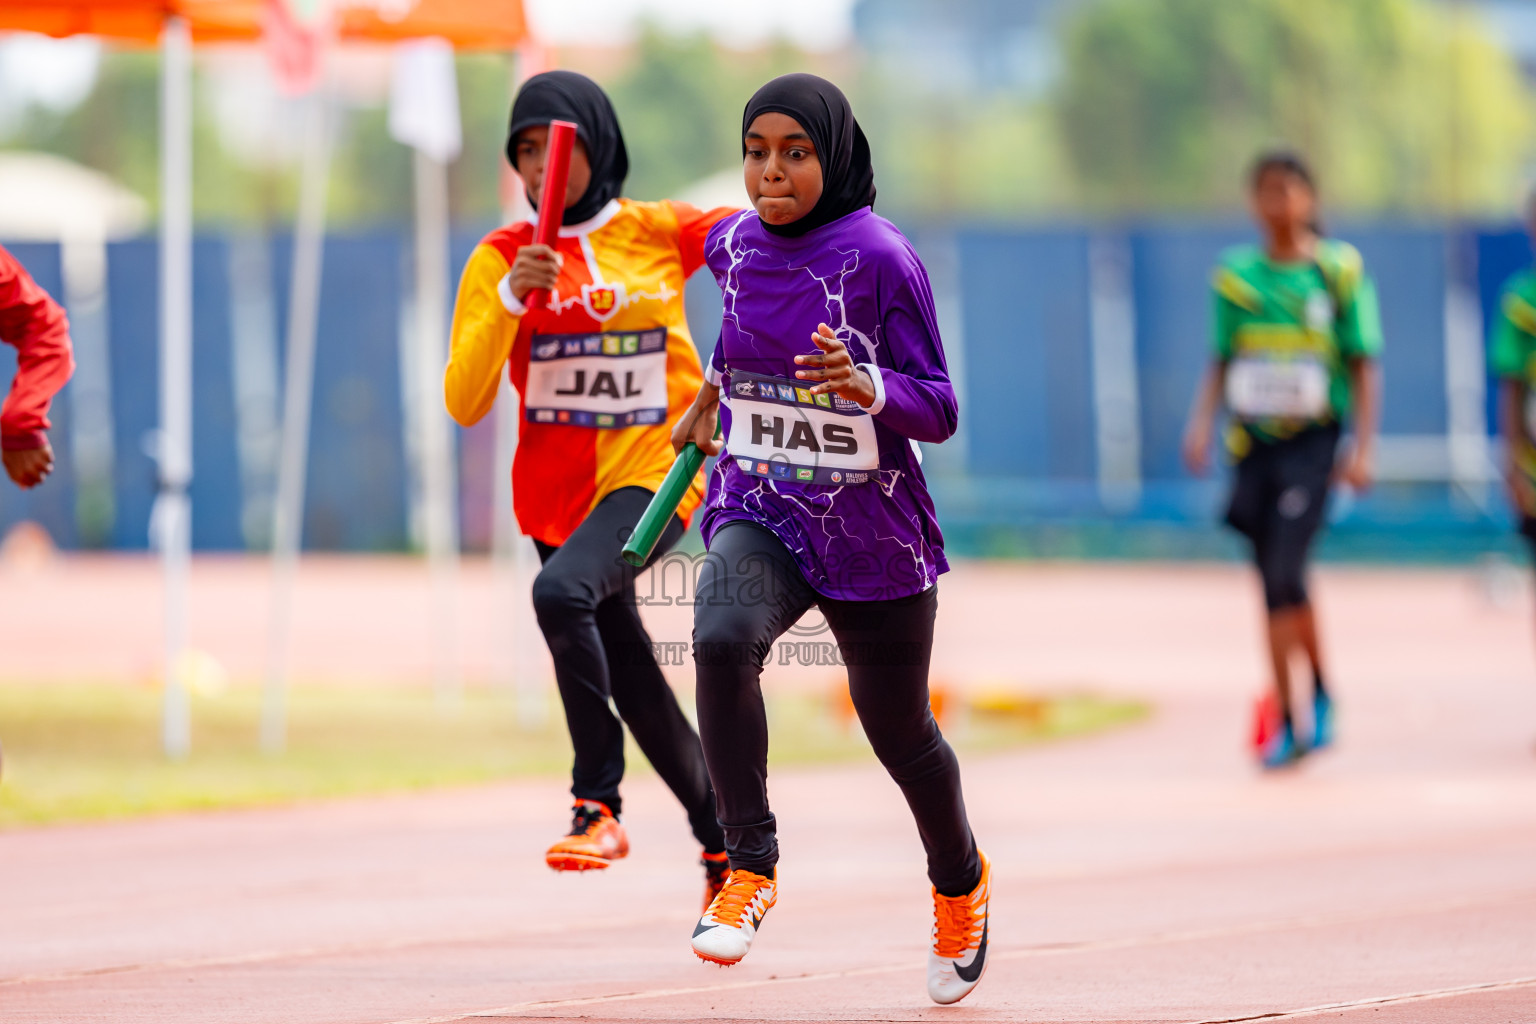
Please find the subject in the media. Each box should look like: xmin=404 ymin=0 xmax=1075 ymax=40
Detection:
xmin=11 ymin=822 xmax=1535 ymax=992
xmin=375 ymin=890 xmax=1536 ymax=1023
xmin=10 ymin=883 xmax=1530 ymax=997
xmin=1189 ymin=974 xmax=1536 ymax=1023
xmin=0 ymin=911 xmax=698 ymax=989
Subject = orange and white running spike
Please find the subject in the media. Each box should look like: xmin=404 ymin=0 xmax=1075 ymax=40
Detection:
xmin=545 ymin=801 xmax=629 ymax=872
xmin=928 ymin=850 xmax=990 ymax=1005
xmin=690 ymin=867 xmax=776 ymax=966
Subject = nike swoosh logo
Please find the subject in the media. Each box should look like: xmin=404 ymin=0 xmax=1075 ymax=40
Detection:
xmin=694 ymin=895 xmax=771 ymax=938
xmin=953 ymin=915 xmax=988 ymax=983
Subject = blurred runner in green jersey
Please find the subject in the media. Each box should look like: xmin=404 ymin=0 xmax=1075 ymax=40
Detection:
xmin=1489 ymin=193 xmax=1536 ymax=751
xmin=1183 ymin=152 xmax=1383 ymax=770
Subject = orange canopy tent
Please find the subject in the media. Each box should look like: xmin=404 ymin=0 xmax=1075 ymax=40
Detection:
xmin=1 ymin=0 xmax=526 ymax=47
xmin=1 ymin=0 xmax=528 ymax=755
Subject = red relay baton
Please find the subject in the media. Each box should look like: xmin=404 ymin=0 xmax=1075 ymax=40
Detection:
xmin=526 ymin=119 xmax=577 ymax=311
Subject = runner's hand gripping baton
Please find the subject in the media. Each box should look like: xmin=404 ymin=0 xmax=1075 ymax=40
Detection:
xmin=621 ymin=424 xmax=720 ymax=568
xmin=525 ymin=119 xmax=578 ymax=311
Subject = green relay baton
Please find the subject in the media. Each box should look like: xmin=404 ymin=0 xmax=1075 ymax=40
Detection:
xmin=622 ymin=441 xmax=709 ymax=568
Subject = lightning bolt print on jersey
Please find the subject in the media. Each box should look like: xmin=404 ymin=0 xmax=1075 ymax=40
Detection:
xmin=701 ymin=207 xmax=957 ymax=601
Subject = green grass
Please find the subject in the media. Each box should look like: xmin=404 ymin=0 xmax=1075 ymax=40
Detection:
xmin=0 ymin=683 xmax=1147 ymax=829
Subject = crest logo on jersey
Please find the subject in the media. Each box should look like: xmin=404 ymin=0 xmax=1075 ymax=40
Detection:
xmin=534 ymin=339 xmax=562 ymax=360
xmin=735 ymin=380 xmax=757 ymax=397
xmin=582 ymin=282 xmax=627 ymax=322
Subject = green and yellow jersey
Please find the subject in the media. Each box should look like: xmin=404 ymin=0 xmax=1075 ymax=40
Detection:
xmin=1489 ymin=268 xmax=1536 ymax=492
xmin=1212 ymin=239 xmax=1384 ymax=454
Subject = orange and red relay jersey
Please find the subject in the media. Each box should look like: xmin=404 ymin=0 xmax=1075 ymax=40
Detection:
xmin=446 ymin=197 xmax=736 ymax=546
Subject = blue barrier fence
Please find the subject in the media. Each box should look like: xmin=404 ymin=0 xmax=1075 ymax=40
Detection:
xmin=0 ymin=222 xmax=1529 ymax=557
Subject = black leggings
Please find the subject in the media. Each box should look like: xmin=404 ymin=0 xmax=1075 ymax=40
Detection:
xmin=1225 ymin=425 xmax=1340 ymax=612
xmin=692 ymin=521 xmax=981 ymax=897
xmin=532 ymin=486 xmax=724 ymax=853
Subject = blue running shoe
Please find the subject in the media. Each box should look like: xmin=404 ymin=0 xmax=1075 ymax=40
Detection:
xmin=1312 ymin=692 xmax=1334 ymax=750
xmin=1261 ymin=719 xmax=1300 ymax=769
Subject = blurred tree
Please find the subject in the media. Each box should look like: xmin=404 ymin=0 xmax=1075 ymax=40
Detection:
xmin=5 ymin=51 xmax=161 ymax=213
xmin=2 ymin=49 xmax=315 ymax=227
xmin=325 ymin=103 xmax=411 ymax=226
xmin=599 ymin=26 xmax=816 ymax=201
xmin=1 ymin=49 xmax=512 ymax=229
xmin=603 ymin=29 xmax=734 ymax=201
xmin=1054 ymin=0 xmax=1535 ymax=215
xmin=852 ymin=78 xmax=1074 ymax=219
xmin=288 ymin=53 xmax=512 ymax=227
xmin=449 ymin=53 xmax=515 ymax=225
xmin=0 ymin=36 xmax=827 ymax=226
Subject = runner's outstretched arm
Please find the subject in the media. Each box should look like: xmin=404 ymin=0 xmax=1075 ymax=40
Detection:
xmin=671 ymin=381 xmax=722 ymax=457
xmin=1182 ymin=361 xmax=1227 ymax=477
xmin=1338 ymin=358 xmax=1380 ymax=490
xmin=0 ymin=246 xmax=74 ymax=489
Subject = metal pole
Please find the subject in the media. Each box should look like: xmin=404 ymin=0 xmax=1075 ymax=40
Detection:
xmin=411 ymin=147 xmax=462 ymax=707
xmin=1088 ymin=235 xmax=1142 ymax=512
xmin=494 ymin=51 xmax=544 ymax=728
xmin=227 ymin=232 xmax=281 ymax=550
xmin=158 ymin=17 xmax=193 ymax=759
xmin=1444 ymin=264 xmax=1493 ymax=510
xmin=264 ymin=79 xmax=334 ymax=753
xmin=491 ymin=383 xmax=546 ymax=728
xmin=60 ymin=230 xmax=116 ymax=547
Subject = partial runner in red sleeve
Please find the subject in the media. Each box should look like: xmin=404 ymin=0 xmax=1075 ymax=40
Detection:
xmin=0 ymin=244 xmax=75 ymax=489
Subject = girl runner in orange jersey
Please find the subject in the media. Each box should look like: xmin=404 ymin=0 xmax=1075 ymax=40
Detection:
xmin=445 ymin=70 xmax=736 ymax=907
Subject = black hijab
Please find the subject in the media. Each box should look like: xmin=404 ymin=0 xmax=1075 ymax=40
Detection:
xmin=506 ymin=70 xmax=629 ymax=226
xmin=741 ymin=73 xmax=876 ymax=238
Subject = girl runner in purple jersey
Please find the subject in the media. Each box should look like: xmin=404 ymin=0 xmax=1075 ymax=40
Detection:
xmin=670 ymin=73 xmax=989 ymax=1006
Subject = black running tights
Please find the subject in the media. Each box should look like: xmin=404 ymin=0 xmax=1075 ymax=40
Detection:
xmin=692 ymin=521 xmax=981 ymax=897
xmin=532 ymin=486 xmax=724 ymax=854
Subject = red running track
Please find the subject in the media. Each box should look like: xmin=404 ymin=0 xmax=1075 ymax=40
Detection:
xmin=2 ymin=558 xmax=1535 ymax=1022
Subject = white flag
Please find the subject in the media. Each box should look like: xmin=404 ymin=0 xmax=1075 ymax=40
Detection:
xmin=389 ymin=38 xmax=462 ymax=163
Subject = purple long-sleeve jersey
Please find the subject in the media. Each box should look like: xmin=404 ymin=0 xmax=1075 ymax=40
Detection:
xmin=700 ymin=207 xmax=957 ymax=601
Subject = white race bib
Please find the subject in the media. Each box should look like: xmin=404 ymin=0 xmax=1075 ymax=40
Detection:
xmin=725 ymin=371 xmax=879 ymax=485
xmin=524 ymin=328 xmax=669 ymax=429
xmin=1226 ymin=356 xmax=1330 ymax=420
